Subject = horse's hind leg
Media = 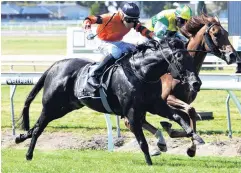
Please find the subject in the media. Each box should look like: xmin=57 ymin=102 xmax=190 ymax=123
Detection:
xmin=15 ymin=128 xmax=34 ymax=144
xmin=26 ymin=108 xmax=51 ymax=160
xmin=24 ymin=104 xmax=83 ymax=161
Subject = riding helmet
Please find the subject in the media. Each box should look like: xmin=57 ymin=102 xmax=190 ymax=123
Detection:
xmin=121 ymin=2 xmax=140 ymax=18
xmin=175 ymin=5 xmax=193 ymax=20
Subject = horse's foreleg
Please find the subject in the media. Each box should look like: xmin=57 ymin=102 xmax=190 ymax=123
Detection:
xmin=160 ymin=121 xmax=188 ymax=138
xmin=167 ymin=95 xmax=199 ymax=157
xmin=153 ymin=99 xmax=205 ymax=145
xmin=142 ymin=120 xmax=167 ymax=152
xmin=160 ymin=107 xmax=198 ymax=157
xmin=127 ymin=113 xmax=152 ymax=165
xmin=124 ymin=117 xmax=167 ymax=153
xmin=160 ymin=105 xmax=195 ymax=138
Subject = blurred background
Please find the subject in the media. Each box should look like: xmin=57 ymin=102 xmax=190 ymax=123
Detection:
xmin=3 ymin=1 xmax=241 ymax=71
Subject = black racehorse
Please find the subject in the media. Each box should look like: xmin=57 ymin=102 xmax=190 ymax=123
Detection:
xmin=15 ymin=38 xmax=202 ymax=165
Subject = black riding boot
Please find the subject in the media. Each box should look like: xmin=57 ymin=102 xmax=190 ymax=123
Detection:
xmin=91 ymin=54 xmax=116 ymax=86
xmin=236 ymin=62 xmax=241 ymax=73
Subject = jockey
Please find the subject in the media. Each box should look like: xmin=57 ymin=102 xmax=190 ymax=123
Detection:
xmin=149 ymin=5 xmax=192 ymax=42
xmin=83 ymin=2 xmax=154 ymax=84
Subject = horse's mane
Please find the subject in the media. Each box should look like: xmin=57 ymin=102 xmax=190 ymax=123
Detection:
xmin=135 ymin=38 xmax=185 ymax=57
xmin=180 ymin=13 xmax=219 ymax=38
xmin=136 ymin=40 xmax=160 ymax=55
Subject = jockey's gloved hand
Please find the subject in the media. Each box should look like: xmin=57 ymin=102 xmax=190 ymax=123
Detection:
xmin=86 ymin=30 xmax=95 ymax=40
xmin=87 ymin=33 xmax=95 ymax=40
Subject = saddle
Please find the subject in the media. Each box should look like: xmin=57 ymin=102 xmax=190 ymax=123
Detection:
xmin=74 ymin=62 xmax=117 ymax=113
xmin=74 ymin=62 xmax=115 ymax=97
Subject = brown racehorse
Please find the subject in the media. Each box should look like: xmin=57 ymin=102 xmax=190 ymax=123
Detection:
xmin=124 ymin=14 xmax=240 ymax=157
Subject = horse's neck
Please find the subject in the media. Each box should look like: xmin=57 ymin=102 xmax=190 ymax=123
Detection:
xmin=188 ymin=25 xmax=208 ymax=74
xmin=130 ymin=52 xmax=168 ymax=82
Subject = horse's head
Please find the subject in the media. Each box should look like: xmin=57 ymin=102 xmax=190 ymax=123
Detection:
xmin=157 ymin=38 xmax=201 ymax=92
xmin=204 ymin=20 xmax=239 ymax=64
xmin=181 ymin=14 xmax=240 ymax=65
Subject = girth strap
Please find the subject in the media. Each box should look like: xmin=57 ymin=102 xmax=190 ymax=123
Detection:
xmin=99 ymin=87 xmax=113 ymax=113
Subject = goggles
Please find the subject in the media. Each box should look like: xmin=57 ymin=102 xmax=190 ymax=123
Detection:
xmin=122 ymin=11 xmax=139 ymax=23
xmin=176 ymin=17 xmax=187 ymax=25
xmin=124 ymin=17 xmax=139 ymax=23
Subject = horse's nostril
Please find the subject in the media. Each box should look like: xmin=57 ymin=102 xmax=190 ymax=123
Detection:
xmin=193 ymin=81 xmax=200 ymax=91
xmin=229 ymin=53 xmax=236 ymax=62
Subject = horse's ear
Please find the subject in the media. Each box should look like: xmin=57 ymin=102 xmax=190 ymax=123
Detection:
xmin=214 ymin=15 xmax=220 ymax=24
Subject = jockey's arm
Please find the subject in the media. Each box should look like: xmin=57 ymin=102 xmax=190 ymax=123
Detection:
xmin=154 ymin=21 xmax=168 ymax=38
xmin=134 ymin=22 xmax=154 ymax=39
xmin=83 ymin=15 xmax=100 ymax=30
xmin=153 ymin=16 xmax=169 ymax=39
xmin=83 ymin=14 xmax=111 ymax=30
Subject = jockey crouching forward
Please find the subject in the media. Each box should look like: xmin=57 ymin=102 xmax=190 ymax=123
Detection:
xmin=149 ymin=5 xmax=192 ymax=43
xmin=83 ymin=2 xmax=154 ymax=85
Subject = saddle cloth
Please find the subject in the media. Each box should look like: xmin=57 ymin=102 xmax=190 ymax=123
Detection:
xmin=74 ymin=62 xmax=115 ymax=100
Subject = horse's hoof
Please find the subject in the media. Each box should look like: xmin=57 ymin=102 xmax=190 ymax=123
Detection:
xmin=15 ymin=134 xmax=25 ymax=144
xmin=160 ymin=121 xmax=172 ymax=131
xmin=15 ymin=137 xmax=22 ymax=144
xmin=26 ymin=154 xmax=33 ymax=161
xmin=150 ymin=148 xmax=161 ymax=157
xmin=193 ymin=134 xmax=205 ymax=145
xmin=147 ymin=161 xmax=153 ymax=166
xmin=187 ymin=148 xmax=196 ymax=157
xmin=145 ymin=155 xmax=153 ymax=165
xmin=157 ymin=142 xmax=167 ymax=152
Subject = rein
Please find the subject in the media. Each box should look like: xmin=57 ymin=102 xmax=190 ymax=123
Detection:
xmin=158 ymin=41 xmax=183 ymax=78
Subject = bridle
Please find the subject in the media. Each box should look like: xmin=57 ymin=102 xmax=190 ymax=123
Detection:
xmin=183 ymin=22 xmax=225 ymax=60
xmin=203 ymin=23 xmax=223 ymax=57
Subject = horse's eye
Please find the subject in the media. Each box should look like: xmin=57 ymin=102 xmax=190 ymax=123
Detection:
xmin=213 ymin=30 xmax=221 ymax=37
xmin=175 ymin=52 xmax=183 ymax=59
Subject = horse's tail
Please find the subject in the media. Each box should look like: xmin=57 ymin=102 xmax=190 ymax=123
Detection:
xmin=19 ymin=67 xmax=50 ymax=131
